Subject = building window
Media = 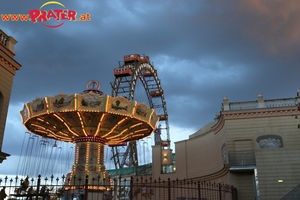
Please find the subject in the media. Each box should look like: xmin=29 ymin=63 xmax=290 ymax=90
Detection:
xmin=256 ymin=135 xmax=283 ymax=149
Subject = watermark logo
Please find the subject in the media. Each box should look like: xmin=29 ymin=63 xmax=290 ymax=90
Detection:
xmin=1 ymin=1 xmax=91 ymax=28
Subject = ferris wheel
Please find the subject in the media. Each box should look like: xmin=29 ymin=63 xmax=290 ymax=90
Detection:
xmin=110 ymin=54 xmax=170 ymax=169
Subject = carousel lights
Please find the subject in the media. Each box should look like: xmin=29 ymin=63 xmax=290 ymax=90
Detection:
xmin=132 ymin=101 xmax=137 ymax=114
xmin=85 ymin=143 xmax=90 ymax=171
xmin=74 ymin=136 xmax=106 ymax=143
xmin=122 ymin=133 xmax=145 ymax=141
xmin=106 ymin=128 xmax=128 ymax=140
xmin=58 ymin=131 xmax=69 ymax=137
xmin=37 ymin=130 xmax=60 ymax=141
xmin=121 ymin=129 xmax=147 ymax=139
xmin=31 ymin=123 xmax=46 ymax=130
xmin=74 ymin=93 xmax=78 ymax=110
xmin=107 ymin=110 xmax=130 ymax=117
xmin=134 ymin=128 xmax=148 ymax=133
xmin=32 ymin=126 xmax=57 ymax=138
xmin=30 ymin=111 xmax=47 ymax=119
xmin=101 ymin=147 xmax=105 ymax=166
xmin=44 ymin=129 xmax=57 ymax=138
xmin=75 ymin=146 xmax=79 ymax=164
xmin=77 ymin=112 xmax=88 ymax=136
xmin=117 ymin=117 xmax=127 ymax=125
xmin=94 ymin=114 xmax=105 ymax=137
xmin=63 ymin=122 xmax=80 ymax=137
xmin=35 ymin=129 xmax=49 ymax=135
xmin=147 ymin=109 xmax=155 ymax=124
xmin=97 ymin=143 xmax=101 ymax=164
xmin=25 ymin=103 xmax=30 ymax=117
xmin=37 ymin=118 xmax=44 ymax=122
xmin=104 ymin=96 xmax=109 ymax=112
xmin=53 ymin=113 xmax=64 ymax=122
xmin=129 ymin=122 xmax=143 ymax=129
xmin=56 ymin=135 xmax=72 ymax=142
xmin=102 ymin=117 xmax=128 ymax=138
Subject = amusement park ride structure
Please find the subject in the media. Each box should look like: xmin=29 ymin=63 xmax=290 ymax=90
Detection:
xmin=16 ymin=53 xmax=171 ymax=187
xmin=20 ymin=76 xmax=159 ymax=189
xmin=111 ymin=54 xmax=170 ymax=169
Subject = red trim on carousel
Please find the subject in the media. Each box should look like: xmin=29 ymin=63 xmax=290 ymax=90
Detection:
xmin=75 ymin=136 xmax=106 ymax=144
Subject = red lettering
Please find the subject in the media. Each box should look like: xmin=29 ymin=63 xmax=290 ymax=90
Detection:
xmin=29 ymin=9 xmax=41 ymax=23
xmin=61 ymin=10 xmax=68 ymax=20
xmin=1 ymin=14 xmax=10 ymax=21
xmin=28 ymin=8 xmax=80 ymax=23
xmin=10 ymin=14 xmax=19 ymax=21
xmin=86 ymin=13 xmax=91 ymax=21
xmin=68 ymin=10 xmax=76 ymax=21
xmin=54 ymin=10 xmax=63 ymax=20
xmin=46 ymin=9 xmax=57 ymax=20
xmin=37 ymin=10 xmax=47 ymax=22
xmin=18 ymin=14 xmax=29 ymax=21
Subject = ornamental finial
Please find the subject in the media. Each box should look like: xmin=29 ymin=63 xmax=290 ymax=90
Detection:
xmin=86 ymin=80 xmax=101 ymax=90
xmin=82 ymin=80 xmax=104 ymax=95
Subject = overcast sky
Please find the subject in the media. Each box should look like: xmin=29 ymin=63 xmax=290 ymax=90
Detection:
xmin=0 ymin=0 xmax=300 ymax=176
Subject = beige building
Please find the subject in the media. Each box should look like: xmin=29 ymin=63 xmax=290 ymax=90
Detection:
xmin=153 ymin=92 xmax=300 ymax=200
xmin=0 ymin=29 xmax=21 ymax=163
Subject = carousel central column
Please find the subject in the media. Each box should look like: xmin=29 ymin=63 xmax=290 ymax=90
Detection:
xmin=72 ymin=136 xmax=106 ymax=185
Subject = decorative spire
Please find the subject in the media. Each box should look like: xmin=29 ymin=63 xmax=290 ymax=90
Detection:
xmin=82 ymin=80 xmax=104 ymax=95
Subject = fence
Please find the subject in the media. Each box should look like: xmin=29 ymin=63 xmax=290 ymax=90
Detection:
xmin=0 ymin=174 xmax=238 ymax=200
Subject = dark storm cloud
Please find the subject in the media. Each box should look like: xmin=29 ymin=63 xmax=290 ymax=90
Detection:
xmin=1 ymin=0 xmax=300 ymax=174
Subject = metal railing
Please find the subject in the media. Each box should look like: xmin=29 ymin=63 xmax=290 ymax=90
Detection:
xmin=228 ymin=151 xmax=256 ymax=167
xmin=229 ymin=101 xmax=257 ymax=110
xmin=227 ymin=98 xmax=298 ymax=111
xmin=0 ymin=174 xmax=238 ymax=200
xmin=281 ymin=183 xmax=300 ymax=200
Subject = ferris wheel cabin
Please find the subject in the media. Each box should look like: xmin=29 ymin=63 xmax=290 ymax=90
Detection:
xmin=124 ymin=54 xmax=140 ymax=63
xmin=139 ymin=55 xmax=150 ymax=63
xmin=114 ymin=66 xmax=132 ymax=77
xmin=158 ymin=114 xmax=168 ymax=121
xmin=115 ymin=54 xmax=152 ymax=77
xmin=150 ymin=90 xmax=163 ymax=97
xmin=123 ymin=54 xmax=150 ymax=64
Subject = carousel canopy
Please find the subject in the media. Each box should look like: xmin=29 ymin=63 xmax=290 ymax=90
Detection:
xmin=20 ymin=81 xmax=158 ymax=145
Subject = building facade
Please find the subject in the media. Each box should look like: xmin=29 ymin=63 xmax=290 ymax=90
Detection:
xmin=152 ymin=91 xmax=300 ymax=200
xmin=0 ymin=29 xmax=21 ymax=163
